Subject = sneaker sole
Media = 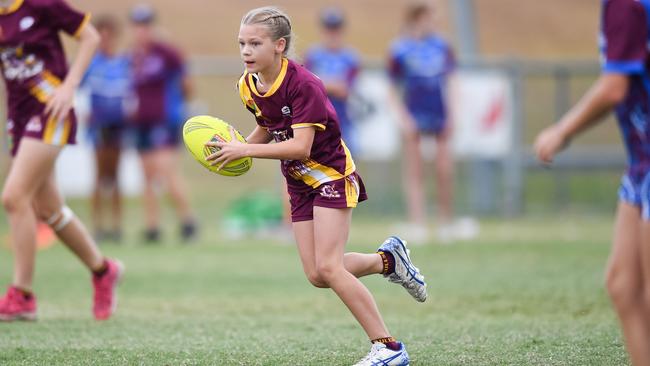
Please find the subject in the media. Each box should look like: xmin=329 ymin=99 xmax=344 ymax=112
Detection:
xmin=0 ymin=311 xmax=37 ymax=322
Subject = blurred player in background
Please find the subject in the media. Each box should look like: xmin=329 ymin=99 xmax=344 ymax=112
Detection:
xmin=388 ymin=2 xmax=456 ymax=243
xmin=304 ymin=7 xmax=361 ymax=154
xmin=0 ymin=0 xmax=123 ymax=321
xmin=534 ymin=0 xmax=650 ymax=364
xmin=83 ymin=15 xmax=131 ymax=243
xmin=207 ymin=7 xmax=426 ymax=365
xmin=129 ymin=4 xmax=197 ymax=243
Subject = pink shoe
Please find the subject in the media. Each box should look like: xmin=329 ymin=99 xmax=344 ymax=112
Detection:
xmin=0 ymin=286 xmax=37 ymax=321
xmin=92 ymin=259 xmax=124 ymax=320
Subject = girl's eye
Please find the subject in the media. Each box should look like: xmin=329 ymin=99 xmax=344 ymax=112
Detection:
xmin=252 ymin=42 xmax=261 ymax=46
xmin=238 ymin=41 xmax=245 ymax=46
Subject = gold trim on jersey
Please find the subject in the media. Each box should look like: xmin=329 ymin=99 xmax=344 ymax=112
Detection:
xmin=341 ymin=139 xmax=355 ymax=176
xmin=344 ymin=175 xmax=360 ymax=207
xmin=0 ymin=0 xmax=24 ymax=15
xmin=248 ymin=58 xmax=288 ymax=98
xmin=238 ymin=72 xmax=262 ymax=118
xmin=73 ymin=13 xmax=92 ymax=38
xmin=291 ymin=123 xmax=326 ymax=131
xmin=29 ymin=71 xmax=61 ymax=103
xmin=289 ymin=141 xmax=356 ymax=188
xmin=43 ymin=114 xmax=72 ymax=146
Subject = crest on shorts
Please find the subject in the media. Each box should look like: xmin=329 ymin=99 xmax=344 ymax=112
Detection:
xmin=319 ymin=184 xmax=340 ymax=199
xmin=25 ymin=116 xmax=41 ymax=132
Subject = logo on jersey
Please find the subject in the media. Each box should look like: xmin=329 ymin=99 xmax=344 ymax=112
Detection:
xmin=19 ymin=17 xmax=34 ymax=31
xmin=271 ymin=129 xmax=290 ymax=143
xmin=281 ymin=106 xmax=292 ymax=117
xmin=25 ymin=116 xmax=42 ymax=132
xmin=319 ymin=184 xmax=340 ymax=199
xmin=245 ymin=98 xmax=261 ymax=116
xmin=0 ymin=45 xmax=44 ymax=81
xmin=6 ymin=119 xmax=14 ymax=132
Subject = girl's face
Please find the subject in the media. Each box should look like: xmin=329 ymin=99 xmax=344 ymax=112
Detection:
xmin=238 ymin=24 xmax=286 ymax=74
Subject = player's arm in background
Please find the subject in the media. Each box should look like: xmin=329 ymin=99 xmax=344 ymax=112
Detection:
xmin=386 ymin=47 xmax=418 ymax=137
xmin=46 ymin=12 xmax=100 ymax=122
xmin=443 ymin=44 xmax=458 ymax=138
xmin=534 ymin=0 xmax=643 ymax=164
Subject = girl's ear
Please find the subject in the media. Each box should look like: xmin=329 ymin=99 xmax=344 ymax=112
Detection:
xmin=275 ymin=38 xmax=287 ymax=55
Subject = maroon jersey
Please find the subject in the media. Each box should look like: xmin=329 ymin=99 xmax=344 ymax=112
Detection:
xmin=238 ymin=58 xmax=357 ymax=191
xmin=0 ymin=0 xmax=89 ymax=117
xmin=131 ymin=41 xmax=186 ymax=126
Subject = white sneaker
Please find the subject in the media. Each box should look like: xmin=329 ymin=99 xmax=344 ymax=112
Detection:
xmin=377 ymin=236 xmax=427 ymax=302
xmin=353 ymin=342 xmax=409 ymax=366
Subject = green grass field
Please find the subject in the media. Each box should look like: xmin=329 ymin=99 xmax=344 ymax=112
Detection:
xmin=0 ymin=208 xmax=628 ymax=365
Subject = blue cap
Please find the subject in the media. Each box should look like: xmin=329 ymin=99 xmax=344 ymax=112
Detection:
xmin=320 ymin=7 xmax=345 ymax=28
xmin=130 ymin=4 xmax=155 ymax=24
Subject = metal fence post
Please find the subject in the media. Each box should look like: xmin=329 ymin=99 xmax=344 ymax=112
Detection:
xmin=503 ymin=62 xmax=525 ymax=216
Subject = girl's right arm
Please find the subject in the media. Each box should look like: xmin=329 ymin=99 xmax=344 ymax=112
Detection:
xmin=246 ymin=125 xmax=273 ymax=144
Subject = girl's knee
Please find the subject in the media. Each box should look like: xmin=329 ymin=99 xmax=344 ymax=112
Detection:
xmin=1 ymin=188 xmax=31 ymax=214
xmin=606 ymin=266 xmax=642 ymax=310
xmin=305 ymin=272 xmax=329 ymax=288
xmin=315 ymin=263 xmax=343 ymax=285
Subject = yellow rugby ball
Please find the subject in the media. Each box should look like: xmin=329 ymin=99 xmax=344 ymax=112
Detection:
xmin=182 ymin=115 xmax=252 ymax=176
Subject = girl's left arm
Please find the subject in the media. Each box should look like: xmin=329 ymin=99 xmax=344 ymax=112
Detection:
xmin=45 ymin=23 xmax=100 ymax=122
xmin=206 ymin=126 xmax=315 ymax=171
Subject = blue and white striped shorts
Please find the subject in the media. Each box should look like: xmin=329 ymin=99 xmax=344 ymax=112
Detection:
xmin=618 ymin=172 xmax=650 ymax=220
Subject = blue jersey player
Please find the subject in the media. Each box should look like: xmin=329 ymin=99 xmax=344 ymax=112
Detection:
xmin=534 ymin=1 xmax=650 ymax=364
xmin=83 ymin=15 xmax=131 ymax=242
xmin=388 ymin=2 xmax=456 ymax=242
xmin=304 ymin=7 xmax=360 ymax=153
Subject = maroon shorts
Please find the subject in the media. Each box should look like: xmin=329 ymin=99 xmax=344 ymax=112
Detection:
xmin=288 ymin=172 xmax=368 ymax=222
xmin=7 ymin=109 xmax=77 ymax=156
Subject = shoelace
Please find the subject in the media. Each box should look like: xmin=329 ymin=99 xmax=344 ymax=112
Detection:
xmin=393 ymin=250 xmax=425 ymax=285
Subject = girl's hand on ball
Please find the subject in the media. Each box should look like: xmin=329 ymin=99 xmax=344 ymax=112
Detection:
xmin=205 ymin=127 xmax=247 ymax=171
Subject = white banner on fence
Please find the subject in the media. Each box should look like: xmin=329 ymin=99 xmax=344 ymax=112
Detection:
xmin=451 ymin=71 xmax=513 ymax=158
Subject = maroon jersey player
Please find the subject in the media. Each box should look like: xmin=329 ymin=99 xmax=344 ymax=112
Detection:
xmin=206 ymin=7 xmax=426 ymax=365
xmin=0 ymin=0 xmax=123 ymax=321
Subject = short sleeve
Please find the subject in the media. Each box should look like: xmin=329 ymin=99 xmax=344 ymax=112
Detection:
xmin=41 ymin=0 xmax=89 ymax=37
xmin=290 ymin=81 xmax=328 ymax=131
xmin=602 ymin=0 xmax=648 ymax=74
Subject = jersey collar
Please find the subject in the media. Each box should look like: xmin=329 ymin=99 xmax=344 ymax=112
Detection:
xmin=0 ymin=0 xmax=23 ymax=15
xmin=249 ymin=58 xmax=288 ymax=98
